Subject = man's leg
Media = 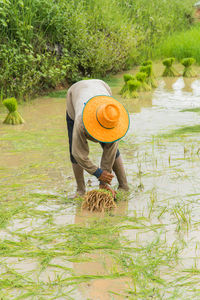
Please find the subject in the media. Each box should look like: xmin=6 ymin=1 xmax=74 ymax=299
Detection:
xmin=66 ymin=113 xmax=86 ymax=196
xmin=71 ymin=164 xmax=86 ymax=196
xmin=112 ymin=154 xmax=129 ymax=191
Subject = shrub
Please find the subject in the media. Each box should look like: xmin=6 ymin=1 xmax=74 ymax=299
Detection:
xmin=0 ymin=0 xmax=196 ymax=99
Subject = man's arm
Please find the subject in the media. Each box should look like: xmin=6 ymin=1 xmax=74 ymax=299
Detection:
xmin=100 ymin=142 xmax=118 ymax=173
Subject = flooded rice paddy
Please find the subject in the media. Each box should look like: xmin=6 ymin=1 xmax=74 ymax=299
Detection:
xmin=0 ymin=65 xmax=200 ymax=299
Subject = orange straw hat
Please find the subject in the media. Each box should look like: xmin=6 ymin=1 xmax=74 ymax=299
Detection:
xmin=82 ymin=95 xmax=130 ymax=143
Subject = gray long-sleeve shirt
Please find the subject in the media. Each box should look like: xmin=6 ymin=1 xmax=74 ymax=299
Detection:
xmin=66 ymin=79 xmax=119 ymax=177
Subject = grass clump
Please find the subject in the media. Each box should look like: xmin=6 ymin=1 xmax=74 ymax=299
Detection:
xmin=136 ymin=72 xmax=151 ymax=92
xmin=3 ymin=98 xmax=24 ymax=125
xmin=162 ymin=58 xmax=179 ymax=77
xmin=181 ymin=57 xmax=197 ymax=77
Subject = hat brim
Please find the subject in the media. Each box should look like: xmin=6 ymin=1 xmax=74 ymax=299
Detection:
xmin=82 ymin=95 xmax=130 ymax=143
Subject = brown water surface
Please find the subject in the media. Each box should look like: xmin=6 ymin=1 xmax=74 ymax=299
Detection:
xmin=1 ymin=65 xmax=200 ymax=298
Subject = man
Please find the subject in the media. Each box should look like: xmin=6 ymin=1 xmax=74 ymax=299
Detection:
xmin=66 ymin=79 xmax=129 ymax=198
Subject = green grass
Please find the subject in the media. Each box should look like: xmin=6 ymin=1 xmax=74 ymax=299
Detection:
xmin=47 ymin=89 xmax=68 ymax=98
xmin=159 ymin=125 xmax=200 ymax=138
xmin=155 ymin=24 xmax=200 ymax=63
xmin=0 ymin=191 xmax=199 ymax=298
xmin=181 ymin=107 xmax=200 ymax=113
xmin=101 ymin=76 xmax=122 ymax=88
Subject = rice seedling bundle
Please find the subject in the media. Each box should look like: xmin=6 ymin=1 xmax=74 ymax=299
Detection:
xmin=142 ymin=60 xmax=153 ymax=66
xmin=136 ymin=72 xmax=151 ymax=91
xmin=3 ymin=97 xmax=24 ymax=125
xmin=162 ymin=57 xmax=179 ymax=77
xmin=140 ymin=64 xmax=157 ymax=88
xmin=120 ymin=74 xmax=135 ymax=95
xmin=82 ymin=190 xmax=116 ymax=212
xmin=122 ymin=79 xmax=141 ymax=99
xmin=181 ymin=57 xmax=197 ymax=77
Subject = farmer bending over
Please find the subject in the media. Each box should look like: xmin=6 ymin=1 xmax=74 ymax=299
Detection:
xmin=66 ymin=79 xmax=129 ymax=198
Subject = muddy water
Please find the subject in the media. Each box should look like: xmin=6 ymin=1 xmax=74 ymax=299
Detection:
xmin=1 ymin=65 xmax=200 ymax=298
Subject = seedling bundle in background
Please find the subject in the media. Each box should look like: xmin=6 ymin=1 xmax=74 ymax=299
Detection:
xmin=120 ymin=74 xmax=140 ymax=98
xmin=140 ymin=63 xmax=158 ymax=88
xmin=3 ymin=97 xmax=24 ymax=125
xmin=125 ymin=79 xmax=141 ymax=98
xmin=136 ymin=72 xmax=151 ymax=92
xmin=181 ymin=57 xmax=197 ymax=77
xmin=120 ymin=74 xmax=135 ymax=95
xmin=162 ymin=57 xmax=179 ymax=77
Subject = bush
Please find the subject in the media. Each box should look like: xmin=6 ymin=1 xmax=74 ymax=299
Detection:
xmin=0 ymin=0 xmax=196 ymax=99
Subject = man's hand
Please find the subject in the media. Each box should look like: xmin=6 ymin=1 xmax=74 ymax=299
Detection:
xmin=99 ymin=183 xmax=116 ymax=199
xmin=98 ymin=170 xmax=114 ymax=185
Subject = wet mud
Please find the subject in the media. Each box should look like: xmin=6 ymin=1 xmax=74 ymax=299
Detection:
xmin=1 ymin=64 xmax=200 ymax=298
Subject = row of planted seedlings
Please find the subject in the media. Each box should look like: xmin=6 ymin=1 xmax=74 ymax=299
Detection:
xmin=120 ymin=57 xmax=198 ymax=99
xmin=120 ymin=60 xmax=158 ymax=99
xmin=162 ymin=57 xmax=197 ymax=77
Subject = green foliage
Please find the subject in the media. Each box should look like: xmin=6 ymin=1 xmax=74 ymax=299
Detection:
xmin=162 ymin=58 xmax=179 ymax=77
xmin=3 ymin=97 xmax=24 ymax=125
xmin=123 ymin=0 xmax=195 ymax=60
xmin=181 ymin=57 xmax=197 ymax=77
xmin=155 ymin=24 xmax=200 ymax=63
xmin=0 ymin=0 xmax=196 ymax=99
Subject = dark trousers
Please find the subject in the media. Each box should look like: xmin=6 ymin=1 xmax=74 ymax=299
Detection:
xmin=66 ymin=113 xmax=120 ymax=164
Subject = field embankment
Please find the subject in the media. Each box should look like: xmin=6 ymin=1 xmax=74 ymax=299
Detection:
xmin=0 ymin=0 xmax=196 ymax=99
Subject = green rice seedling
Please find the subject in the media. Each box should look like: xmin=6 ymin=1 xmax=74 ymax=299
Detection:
xmin=141 ymin=60 xmax=153 ymax=66
xmin=3 ymin=97 xmax=24 ymax=125
xmin=121 ymin=79 xmax=141 ymax=98
xmin=162 ymin=58 xmax=179 ymax=77
xmin=139 ymin=64 xmax=157 ymax=88
xmin=136 ymin=72 xmax=151 ymax=92
xmin=181 ymin=107 xmax=200 ymax=113
xmin=142 ymin=60 xmax=158 ymax=88
xmin=119 ymin=74 xmax=135 ymax=95
xmin=181 ymin=57 xmax=197 ymax=77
